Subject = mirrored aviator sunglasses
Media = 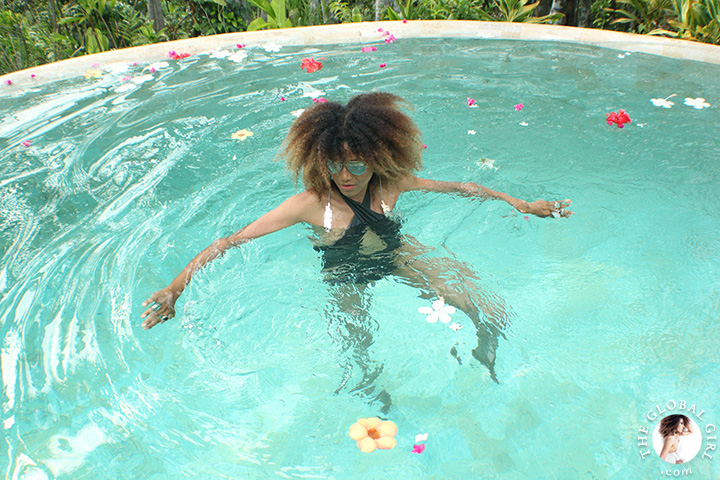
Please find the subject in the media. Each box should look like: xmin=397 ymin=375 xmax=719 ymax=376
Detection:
xmin=327 ymin=161 xmax=367 ymax=176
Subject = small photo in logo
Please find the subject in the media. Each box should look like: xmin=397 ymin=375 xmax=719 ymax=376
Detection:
xmin=652 ymin=414 xmax=702 ymax=464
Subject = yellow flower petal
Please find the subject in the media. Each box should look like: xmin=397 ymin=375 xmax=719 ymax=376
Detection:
xmin=357 ymin=417 xmax=380 ymax=429
xmin=348 ymin=422 xmax=368 ymax=441
xmin=377 ymin=420 xmax=397 ymax=437
xmin=376 ymin=436 xmax=397 ymax=450
xmin=357 ymin=437 xmax=377 ymax=453
xmin=231 ymin=129 xmax=253 ymax=141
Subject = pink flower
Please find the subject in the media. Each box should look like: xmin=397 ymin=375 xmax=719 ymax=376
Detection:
xmin=91 ymin=63 xmax=99 ymax=68
xmin=467 ymin=98 xmax=476 ymax=107
xmin=236 ymin=44 xmax=245 ymax=48
xmin=132 ymin=62 xmax=138 ymax=66
xmin=606 ymin=109 xmax=632 ymax=128
xmin=514 ymin=103 xmax=523 ymax=111
xmin=281 ymin=96 xmax=286 ymax=101
xmin=378 ymin=28 xmax=384 ymax=32
xmin=423 ymin=144 xmax=427 ymax=149
xmin=379 ymin=63 xmax=386 ymax=68
xmin=524 ymin=215 xmax=530 ymax=220
xmin=412 ymin=444 xmax=426 ymax=454
xmin=21 ymin=140 xmax=31 ymax=147
xmin=301 ymin=57 xmax=323 ymax=73
xmin=4 ymin=80 xmax=11 ymax=85
xmin=31 ymin=74 xmax=36 ymax=79
xmin=384 ymin=34 xmax=397 ymax=44
xmin=121 ymin=76 xmax=131 ymax=82
xmin=313 ymin=97 xmax=328 ymax=103
xmin=168 ymin=51 xmax=190 ymax=60
xmin=149 ymin=67 xmax=156 ymax=73
xmin=361 ymin=46 xmax=377 ymax=53
xmin=349 ymin=417 xmax=398 ymax=453
xmin=403 ymin=19 xmax=408 ymax=23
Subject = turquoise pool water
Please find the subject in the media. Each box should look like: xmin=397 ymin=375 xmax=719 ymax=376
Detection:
xmin=1 ymin=37 xmax=719 ymax=478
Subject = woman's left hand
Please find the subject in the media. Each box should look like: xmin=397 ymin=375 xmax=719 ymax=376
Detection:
xmin=524 ymin=199 xmax=573 ymax=218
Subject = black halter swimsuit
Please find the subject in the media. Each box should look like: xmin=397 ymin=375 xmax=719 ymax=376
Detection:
xmin=314 ymin=186 xmax=403 ymax=285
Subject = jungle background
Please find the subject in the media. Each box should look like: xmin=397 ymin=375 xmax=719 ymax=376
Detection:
xmin=1 ymin=0 xmax=718 ymax=75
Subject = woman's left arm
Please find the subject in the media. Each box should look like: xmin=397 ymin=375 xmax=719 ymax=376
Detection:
xmin=399 ymin=176 xmax=572 ymax=218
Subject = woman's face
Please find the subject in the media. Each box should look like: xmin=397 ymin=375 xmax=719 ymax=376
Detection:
xmin=328 ymin=158 xmax=374 ymax=201
xmin=677 ymin=419 xmax=685 ymax=433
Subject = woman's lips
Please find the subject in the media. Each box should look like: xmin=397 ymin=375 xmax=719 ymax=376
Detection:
xmin=340 ymin=184 xmax=354 ymax=190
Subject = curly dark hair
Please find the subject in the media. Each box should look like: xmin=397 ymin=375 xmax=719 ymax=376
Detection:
xmin=281 ymin=92 xmax=423 ymax=196
xmin=659 ymin=415 xmax=691 ymax=438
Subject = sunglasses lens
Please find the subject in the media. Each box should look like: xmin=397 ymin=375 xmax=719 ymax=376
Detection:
xmin=327 ymin=161 xmax=366 ymax=175
xmin=346 ymin=162 xmax=367 ymax=175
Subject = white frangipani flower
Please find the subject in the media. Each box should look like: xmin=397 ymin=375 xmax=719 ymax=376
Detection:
xmin=263 ymin=43 xmax=282 ymax=52
xmin=418 ymin=297 xmax=456 ymax=324
xmin=210 ymin=50 xmax=232 ymax=59
xmin=684 ymin=97 xmax=710 ymax=109
xmin=228 ymin=51 xmax=248 ymax=63
xmin=651 ymin=94 xmax=676 ymax=108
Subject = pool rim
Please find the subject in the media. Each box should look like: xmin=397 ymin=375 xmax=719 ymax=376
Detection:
xmin=1 ymin=20 xmax=719 ymax=87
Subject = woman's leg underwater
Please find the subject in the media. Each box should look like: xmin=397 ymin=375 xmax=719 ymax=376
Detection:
xmin=392 ymin=237 xmax=514 ymax=382
xmin=324 ymin=281 xmax=392 ymax=413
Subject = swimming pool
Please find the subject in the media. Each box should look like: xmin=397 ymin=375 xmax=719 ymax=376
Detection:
xmin=2 ymin=25 xmax=720 ymax=479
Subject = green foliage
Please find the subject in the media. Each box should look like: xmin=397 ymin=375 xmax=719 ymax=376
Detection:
xmin=479 ymin=0 xmax=564 ymax=22
xmin=247 ymin=0 xmax=294 ymax=30
xmin=329 ymin=0 xmax=368 ymax=22
xmin=603 ymin=0 xmax=671 ymax=33
xmin=660 ymin=0 xmax=720 ymax=42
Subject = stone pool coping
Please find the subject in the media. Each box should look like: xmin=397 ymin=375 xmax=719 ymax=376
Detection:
xmin=1 ymin=20 xmax=719 ymax=87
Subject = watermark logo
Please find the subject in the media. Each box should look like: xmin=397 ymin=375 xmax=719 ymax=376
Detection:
xmin=637 ymin=400 xmax=717 ymax=477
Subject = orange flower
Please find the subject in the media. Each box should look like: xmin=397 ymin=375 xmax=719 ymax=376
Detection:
xmin=348 ymin=417 xmax=397 ymax=453
xmin=300 ymin=57 xmax=323 ymax=73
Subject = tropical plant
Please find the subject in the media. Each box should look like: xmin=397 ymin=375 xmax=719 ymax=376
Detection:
xmin=479 ymin=0 xmax=564 ymax=22
xmin=247 ymin=0 xmax=294 ymax=29
xmin=653 ymin=0 xmax=720 ymax=42
xmin=602 ymin=0 xmax=672 ymax=33
xmin=329 ymin=0 xmax=368 ymax=22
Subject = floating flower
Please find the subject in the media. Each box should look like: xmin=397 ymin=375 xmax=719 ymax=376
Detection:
xmin=208 ymin=50 xmax=230 ymax=59
xmin=4 ymin=80 xmax=11 ymax=85
xmin=349 ymin=417 xmax=398 ymax=453
xmin=146 ymin=62 xmax=169 ymax=71
xmin=236 ymin=43 xmax=245 ymax=48
xmin=132 ymin=74 xmax=154 ymax=84
xmin=21 ymin=140 xmax=31 ymax=147
xmin=684 ymin=97 xmax=710 ymax=109
xmin=263 ymin=42 xmax=282 ymax=52
xmin=403 ymin=19 xmax=408 ymax=23
xmin=651 ymin=94 xmax=676 ymax=108
xmin=281 ymin=96 xmax=286 ymax=101
xmin=514 ymin=103 xmax=523 ymax=111
xmin=378 ymin=28 xmax=384 ymax=32
xmin=423 ymin=144 xmax=427 ymax=149
xmin=115 ymin=83 xmax=137 ymax=93
xmin=91 ymin=63 xmax=100 ymax=68
xmin=467 ymin=98 xmax=476 ymax=107
xmin=121 ymin=76 xmax=131 ymax=82
xmin=419 ymin=297 xmax=456 ymax=324
xmin=524 ymin=215 xmax=530 ymax=220
xmin=301 ymin=57 xmax=323 ymax=73
xmin=449 ymin=322 xmax=463 ymax=332
xmin=30 ymin=74 xmax=36 ymax=79
xmin=606 ymin=109 xmax=632 ymax=128
xmin=231 ymin=129 xmax=253 ymax=141
xmin=379 ymin=62 xmax=386 ymax=68
xmin=412 ymin=444 xmax=426 ymax=454
xmin=479 ymin=158 xmax=496 ymax=170
xmin=228 ymin=51 xmax=248 ymax=63
xmin=313 ymin=97 xmax=328 ymax=103
xmin=519 ymin=121 xmax=529 ymax=126
xmin=415 ymin=433 xmax=428 ymax=443
xmin=84 ymin=69 xmax=102 ymax=79
xmin=168 ymin=51 xmax=191 ymax=60
xmin=617 ymin=54 xmax=625 ymax=59
xmin=468 ymin=130 xmax=476 ymax=135
xmin=361 ymin=46 xmax=377 ymax=52
xmin=384 ymin=34 xmax=397 ymax=44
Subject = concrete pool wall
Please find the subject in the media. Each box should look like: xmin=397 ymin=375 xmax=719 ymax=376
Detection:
xmin=1 ymin=20 xmax=719 ymax=87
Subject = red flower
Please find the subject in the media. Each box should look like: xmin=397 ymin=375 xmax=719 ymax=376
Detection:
xmin=606 ymin=109 xmax=632 ymax=128
xmin=301 ymin=58 xmax=323 ymax=73
xmin=168 ymin=51 xmax=190 ymax=60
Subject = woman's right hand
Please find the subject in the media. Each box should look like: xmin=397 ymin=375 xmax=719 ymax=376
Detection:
xmin=141 ymin=288 xmax=179 ymax=330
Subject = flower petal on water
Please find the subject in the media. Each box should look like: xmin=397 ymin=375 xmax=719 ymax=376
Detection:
xmin=378 ymin=420 xmax=398 ymax=437
xmin=376 ymin=436 xmax=397 ymax=450
xmin=357 ymin=437 xmax=377 ymax=453
xmin=349 ymin=422 xmax=369 ymax=441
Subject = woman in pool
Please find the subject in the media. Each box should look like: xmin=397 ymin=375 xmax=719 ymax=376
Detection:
xmin=659 ymin=414 xmax=693 ymax=464
xmin=140 ymin=92 xmax=571 ymax=395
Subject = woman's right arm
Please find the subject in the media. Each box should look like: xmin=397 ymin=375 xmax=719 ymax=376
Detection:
xmin=659 ymin=437 xmax=673 ymax=461
xmin=140 ymin=191 xmax=320 ymax=329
